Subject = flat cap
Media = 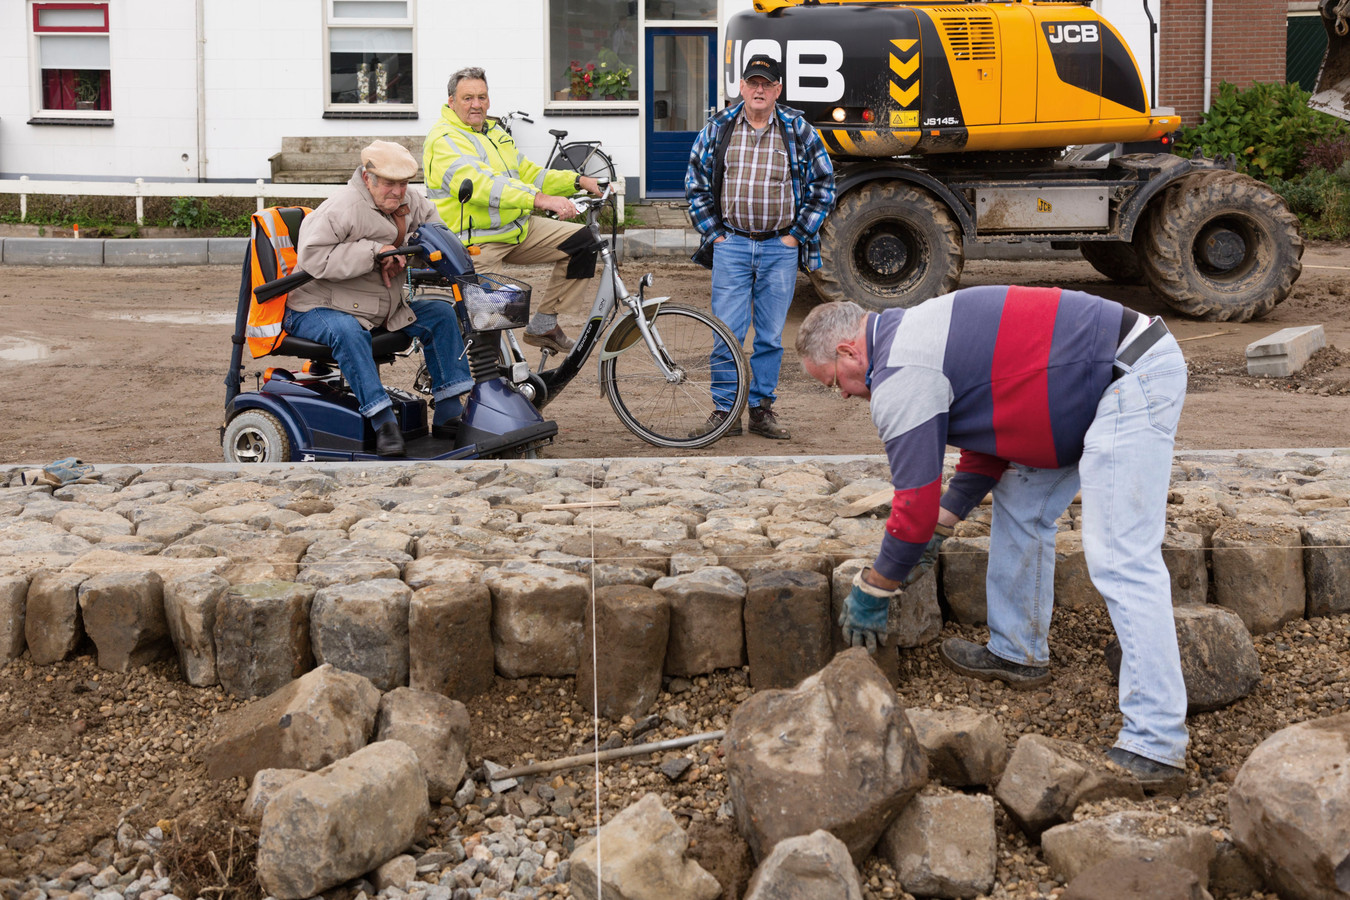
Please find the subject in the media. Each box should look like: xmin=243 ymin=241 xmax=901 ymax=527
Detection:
xmin=361 ymin=140 xmax=418 ymax=181
xmin=742 ymin=54 xmax=782 ymax=84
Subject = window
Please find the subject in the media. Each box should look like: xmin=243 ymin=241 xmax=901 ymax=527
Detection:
xmin=549 ymin=0 xmax=638 ymax=103
xmin=325 ymin=0 xmax=415 ymax=113
xmin=31 ymin=2 xmax=110 ymax=116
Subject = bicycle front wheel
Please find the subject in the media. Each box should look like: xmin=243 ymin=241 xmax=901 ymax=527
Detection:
xmin=601 ymin=306 xmax=749 ymax=449
xmin=551 ymin=142 xmax=618 ymax=185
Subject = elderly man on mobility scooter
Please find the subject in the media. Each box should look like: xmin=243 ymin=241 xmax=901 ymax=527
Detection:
xmin=284 ymin=140 xmax=473 ymax=458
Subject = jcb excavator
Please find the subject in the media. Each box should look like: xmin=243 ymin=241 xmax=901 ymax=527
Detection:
xmin=726 ymin=0 xmax=1336 ymax=322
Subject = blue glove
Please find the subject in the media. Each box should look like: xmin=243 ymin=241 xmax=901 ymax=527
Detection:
xmin=840 ymin=568 xmax=896 ymax=652
xmin=905 ymin=522 xmax=953 ymax=586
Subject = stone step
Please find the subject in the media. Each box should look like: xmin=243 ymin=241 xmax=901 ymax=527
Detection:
xmin=1246 ymin=325 xmax=1326 ymax=377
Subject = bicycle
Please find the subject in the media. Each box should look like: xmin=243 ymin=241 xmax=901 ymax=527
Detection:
xmin=410 ymin=180 xmax=748 ymax=449
xmin=492 ymin=110 xmax=617 ymax=186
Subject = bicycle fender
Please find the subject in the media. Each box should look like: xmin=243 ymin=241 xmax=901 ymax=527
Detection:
xmin=595 ymin=296 xmax=669 ymax=393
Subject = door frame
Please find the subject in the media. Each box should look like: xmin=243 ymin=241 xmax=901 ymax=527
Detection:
xmin=643 ymin=25 xmax=719 ymax=198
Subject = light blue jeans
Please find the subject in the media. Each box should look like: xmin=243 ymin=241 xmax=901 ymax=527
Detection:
xmin=283 ymin=299 xmax=473 ymax=418
xmin=983 ymin=330 xmax=1190 ymax=767
xmin=709 ymin=234 xmax=799 ymax=409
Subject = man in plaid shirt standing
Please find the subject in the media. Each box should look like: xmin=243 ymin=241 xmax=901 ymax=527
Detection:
xmin=686 ymin=54 xmax=835 ymax=439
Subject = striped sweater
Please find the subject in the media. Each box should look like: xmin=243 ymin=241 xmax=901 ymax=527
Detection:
xmin=867 ymin=285 xmax=1127 ymax=582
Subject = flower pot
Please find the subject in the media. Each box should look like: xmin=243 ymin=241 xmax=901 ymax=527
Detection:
xmin=573 ymin=92 xmax=592 ymax=101
xmin=604 ymin=94 xmax=619 ymax=101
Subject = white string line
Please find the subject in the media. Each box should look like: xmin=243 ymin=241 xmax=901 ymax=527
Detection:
xmin=588 ymin=461 xmax=603 ymax=897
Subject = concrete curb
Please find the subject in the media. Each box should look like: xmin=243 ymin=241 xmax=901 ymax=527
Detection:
xmin=1 ymin=231 xmax=1082 ymax=266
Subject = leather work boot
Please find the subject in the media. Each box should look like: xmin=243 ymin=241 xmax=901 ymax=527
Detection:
xmin=939 ymin=637 xmax=1051 ymax=689
xmin=375 ymin=420 xmax=406 ymax=457
xmin=1105 ymin=747 xmax=1187 ymax=796
xmin=748 ymin=399 xmax=790 ymax=439
xmin=523 ymin=326 xmax=575 ymax=355
xmin=689 ymin=408 xmax=742 ymax=439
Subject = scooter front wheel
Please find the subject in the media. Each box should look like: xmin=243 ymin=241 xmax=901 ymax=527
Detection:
xmin=223 ymin=410 xmax=293 ymax=463
xmin=601 ymin=306 xmax=748 ymax=449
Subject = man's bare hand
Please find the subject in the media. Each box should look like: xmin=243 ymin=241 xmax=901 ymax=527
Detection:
xmin=533 ymin=192 xmax=580 ymax=220
xmin=378 ymin=244 xmax=406 ymax=287
xmin=579 ymin=175 xmax=604 ymax=196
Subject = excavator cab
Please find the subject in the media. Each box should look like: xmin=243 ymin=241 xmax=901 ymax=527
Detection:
xmin=1311 ymin=0 xmax=1350 ymax=122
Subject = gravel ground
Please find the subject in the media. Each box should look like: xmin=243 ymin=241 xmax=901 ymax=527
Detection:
xmin=3 ymin=452 xmax=1350 ymax=900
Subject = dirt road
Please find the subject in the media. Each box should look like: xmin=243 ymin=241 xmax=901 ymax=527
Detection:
xmin=1 ymin=245 xmax=1348 ymax=465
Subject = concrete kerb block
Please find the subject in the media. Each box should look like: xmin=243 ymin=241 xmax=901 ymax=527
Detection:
xmin=209 ymin=237 xmax=250 ymax=265
xmin=3 ymin=238 xmax=104 ymax=266
xmin=1246 ymin=325 xmax=1326 ymax=377
xmin=104 ymin=239 xmax=210 ymax=266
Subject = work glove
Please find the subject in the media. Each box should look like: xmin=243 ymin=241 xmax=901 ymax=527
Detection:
xmin=906 ymin=521 xmax=954 ymax=586
xmin=840 ymin=568 xmax=897 ymax=653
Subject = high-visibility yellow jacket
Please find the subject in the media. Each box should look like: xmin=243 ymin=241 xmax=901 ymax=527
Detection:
xmin=423 ymin=106 xmax=578 ymax=245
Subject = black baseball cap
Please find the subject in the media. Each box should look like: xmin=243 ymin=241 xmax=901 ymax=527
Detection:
xmin=742 ymin=54 xmax=782 ymax=84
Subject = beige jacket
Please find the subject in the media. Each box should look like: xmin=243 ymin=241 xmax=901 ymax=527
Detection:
xmin=288 ymin=167 xmax=440 ymax=330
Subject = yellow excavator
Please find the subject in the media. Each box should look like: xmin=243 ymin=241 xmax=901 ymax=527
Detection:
xmin=728 ymin=0 xmax=1322 ymax=322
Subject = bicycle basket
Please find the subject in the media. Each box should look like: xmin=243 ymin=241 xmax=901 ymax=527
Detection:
xmin=454 ymin=273 xmax=531 ymax=332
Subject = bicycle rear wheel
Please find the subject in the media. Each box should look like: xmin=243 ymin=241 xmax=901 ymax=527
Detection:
xmin=601 ymin=306 xmax=748 ymax=449
xmin=549 ymin=142 xmax=617 ymax=185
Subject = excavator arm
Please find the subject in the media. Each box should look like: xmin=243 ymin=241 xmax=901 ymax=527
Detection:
xmin=1311 ymin=0 xmax=1350 ymax=121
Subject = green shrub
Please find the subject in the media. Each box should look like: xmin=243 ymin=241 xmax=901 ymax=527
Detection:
xmin=1175 ymin=81 xmax=1349 ymax=179
xmin=1270 ymin=168 xmax=1350 ymax=239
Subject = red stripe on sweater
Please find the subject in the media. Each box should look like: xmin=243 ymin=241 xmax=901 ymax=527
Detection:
xmin=886 ymin=481 xmax=941 ymax=544
xmin=990 ymin=286 xmax=1059 ymax=464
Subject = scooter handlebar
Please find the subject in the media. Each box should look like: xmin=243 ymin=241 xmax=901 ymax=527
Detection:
xmin=254 ymin=269 xmax=315 ymax=303
xmin=376 ymin=244 xmax=419 ymax=260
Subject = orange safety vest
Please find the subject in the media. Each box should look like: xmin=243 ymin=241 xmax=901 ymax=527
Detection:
xmin=246 ymin=206 xmax=311 ymax=358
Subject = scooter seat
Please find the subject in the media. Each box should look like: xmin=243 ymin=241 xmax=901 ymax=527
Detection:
xmin=274 ymin=327 xmax=413 ymax=364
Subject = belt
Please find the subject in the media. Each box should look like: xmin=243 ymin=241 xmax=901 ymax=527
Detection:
xmin=1112 ymin=316 xmax=1169 ymax=381
xmin=726 ymin=225 xmax=792 ymax=241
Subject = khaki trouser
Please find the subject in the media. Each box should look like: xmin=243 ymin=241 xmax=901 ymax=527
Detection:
xmin=471 ymin=216 xmax=592 ymax=317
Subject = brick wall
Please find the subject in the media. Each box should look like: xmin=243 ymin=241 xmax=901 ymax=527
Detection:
xmin=1158 ymin=0 xmax=1289 ymax=125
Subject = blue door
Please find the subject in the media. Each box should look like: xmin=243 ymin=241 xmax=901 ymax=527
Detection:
xmin=645 ymin=27 xmax=717 ymax=197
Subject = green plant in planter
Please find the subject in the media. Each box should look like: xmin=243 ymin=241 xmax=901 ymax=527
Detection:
xmin=594 ymin=49 xmax=632 ymax=98
xmin=75 ymin=72 xmax=102 ymax=108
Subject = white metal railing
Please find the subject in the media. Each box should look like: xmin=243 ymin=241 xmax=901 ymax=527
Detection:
xmin=0 ymin=175 xmax=625 ymax=225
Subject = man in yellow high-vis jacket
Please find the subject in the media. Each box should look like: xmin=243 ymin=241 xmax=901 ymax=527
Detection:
xmin=424 ymin=66 xmax=602 ymax=354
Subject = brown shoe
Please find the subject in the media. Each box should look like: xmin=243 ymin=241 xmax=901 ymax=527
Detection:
xmin=523 ymin=326 xmax=575 ymax=354
xmin=690 ymin=409 xmax=742 ymax=439
xmin=748 ymin=400 xmax=790 ymax=439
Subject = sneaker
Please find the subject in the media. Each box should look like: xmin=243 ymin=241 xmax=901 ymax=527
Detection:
xmin=1105 ymin=747 xmax=1187 ymax=796
xmin=748 ymin=399 xmax=790 ymax=439
xmin=690 ymin=408 xmax=742 ymax=439
xmin=939 ymin=637 xmax=1052 ymax=690
xmin=523 ymin=326 xmax=575 ymax=355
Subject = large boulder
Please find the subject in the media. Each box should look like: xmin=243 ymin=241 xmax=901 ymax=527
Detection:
xmin=654 ymin=566 xmax=746 ymax=677
xmin=1229 ymin=711 xmax=1350 ymax=900
xmin=484 ymin=562 xmax=589 ymax=677
xmin=162 ymin=572 xmax=228 ymax=686
xmin=723 ymin=648 xmax=928 ymax=864
xmin=310 ymin=578 xmax=411 ymax=691
xmin=743 ymin=830 xmax=864 ymax=900
xmin=203 ymin=664 xmax=380 ymax=782
xmin=24 ymin=569 xmax=89 ymax=664
xmin=1210 ymin=522 xmax=1305 ymax=634
xmin=879 ymin=789 xmax=996 ymax=899
xmin=1106 ymin=604 xmax=1260 ymax=713
xmin=374 ymin=687 xmax=471 ymax=802
xmin=744 ymin=570 xmax=832 ymax=690
xmin=994 ymin=734 xmax=1143 ymax=839
xmin=569 ymin=793 xmax=720 ymax=900
xmin=255 ymin=740 xmax=429 ymax=900
xmin=0 ymin=575 xmax=27 ymax=660
xmin=904 ymin=706 xmax=1008 ymax=789
xmin=1040 ymin=810 xmax=1214 ymax=886
xmin=214 ymin=580 xmax=316 ymax=699
xmin=1301 ymin=519 xmax=1350 ymax=617
xmin=78 ymin=570 xmax=172 ymax=672
xmin=408 ymin=582 xmax=495 ymax=701
xmin=578 ymin=584 xmax=669 ymax=719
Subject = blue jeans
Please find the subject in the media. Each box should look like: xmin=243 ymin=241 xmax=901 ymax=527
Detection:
xmin=709 ymin=234 xmax=799 ymax=409
xmin=983 ymin=330 xmax=1189 ymax=767
xmin=283 ymin=299 xmax=473 ymax=418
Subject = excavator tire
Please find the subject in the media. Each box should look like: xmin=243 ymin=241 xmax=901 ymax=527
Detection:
xmin=1139 ymin=170 xmax=1303 ymax=322
xmin=809 ymin=182 xmax=962 ymax=310
xmin=1080 ymin=240 xmax=1146 ymax=285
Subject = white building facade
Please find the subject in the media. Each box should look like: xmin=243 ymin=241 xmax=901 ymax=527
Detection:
xmin=0 ymin=0 xmax=1155 ymax=199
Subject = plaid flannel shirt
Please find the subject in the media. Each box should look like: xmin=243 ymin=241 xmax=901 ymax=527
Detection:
xmin=685 ymin=101 xmax=835 ymax=271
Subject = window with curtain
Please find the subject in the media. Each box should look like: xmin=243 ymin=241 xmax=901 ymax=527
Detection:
xmin=326 ymin=0 xmax=415 ymax=110
xmin=32 ymin=2 xmax=111 ymax=114
xmin=549 ymin=0 xmax=638 ymax=102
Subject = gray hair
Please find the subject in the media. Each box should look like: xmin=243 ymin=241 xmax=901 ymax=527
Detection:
xmin=447 ymin=66 xmax=487 ymax=97
xmin=795 ymin=301 xmax=867 ymax=364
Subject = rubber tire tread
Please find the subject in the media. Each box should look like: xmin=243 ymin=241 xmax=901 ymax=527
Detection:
xmin=1080 ymin=240 xmax=1146 ymax=285
xmin=1139 ymin=170 xmax=1303 ymax=322
xmin=809 ymin=182 xmax=963 ymax=311
xmin=223 ymin=409 xmax=292 ymax=463
xmin=601 ymin=306 xmax=749 ymax=450
xmin=548 ymin=143 xmax=617 ymax=186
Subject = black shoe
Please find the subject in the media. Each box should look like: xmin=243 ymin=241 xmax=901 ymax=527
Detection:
xmin=690 ymin=408 xmax=742 ymax=439
xmin=1105 ymin=747 xmax=1187 ymax=796
xmin=748 ymin=399 xmax=790 ymax=439
xmin=375 ymin=420 xmax=405 ymax=457
xmin=523 ymin=326 xmax=575 ymax=355
xmin=431 ymin=420 xmax=460 ymax=440
xmin=939 ymin=638 xmax=1052 ymax=690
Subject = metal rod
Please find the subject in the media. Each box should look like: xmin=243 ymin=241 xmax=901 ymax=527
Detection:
xmin=492 ymin=730 xmax=725 ymax=780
